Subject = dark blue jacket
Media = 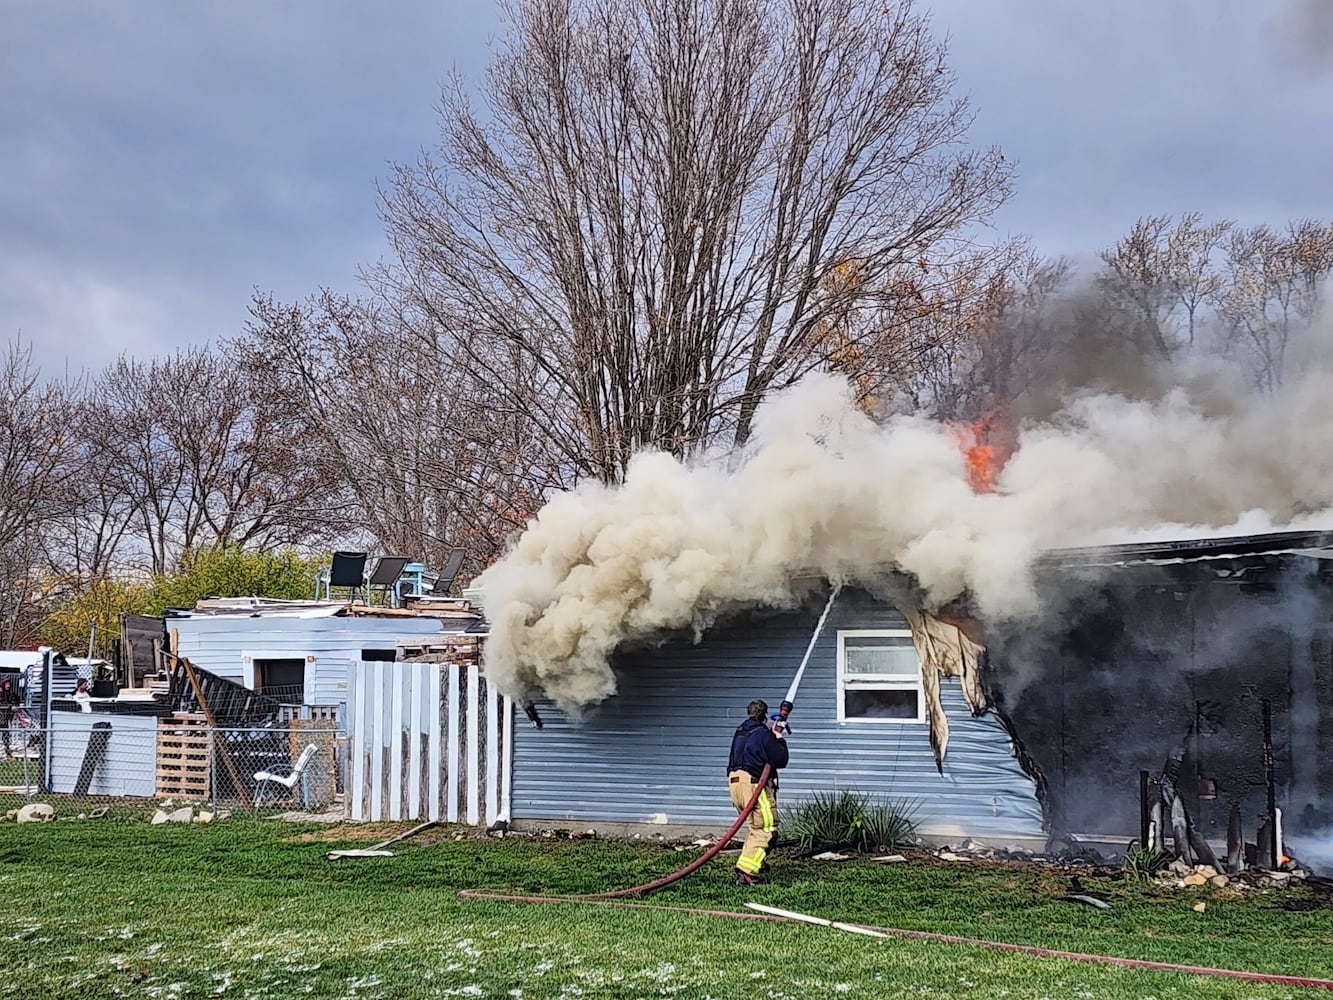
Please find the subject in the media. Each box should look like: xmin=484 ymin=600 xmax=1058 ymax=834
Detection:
xmin=727 ymin=719 xmax=789 ymax=780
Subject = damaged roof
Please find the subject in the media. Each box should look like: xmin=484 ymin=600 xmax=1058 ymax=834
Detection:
xmin=1042 ymin=525 xmax=1333 ymax=569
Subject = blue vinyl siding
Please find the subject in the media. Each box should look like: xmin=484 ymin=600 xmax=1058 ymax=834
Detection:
xmin=511 ymin=591 xmax=1043 ymax=839
xmin=171 ymin=616 xmax=448 ymax=708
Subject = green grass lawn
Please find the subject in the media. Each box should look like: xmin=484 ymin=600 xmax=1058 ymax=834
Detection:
xmin=2 ymin=819 xmax=1331 ymax=999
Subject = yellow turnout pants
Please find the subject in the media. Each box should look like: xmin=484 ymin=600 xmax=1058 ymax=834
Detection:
xmin=728 ymin=769 xmax=776 ymax=874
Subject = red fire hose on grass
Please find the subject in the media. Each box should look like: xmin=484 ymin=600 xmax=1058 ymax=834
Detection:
xmin=566 ymin=763 xmax=772 ymax=899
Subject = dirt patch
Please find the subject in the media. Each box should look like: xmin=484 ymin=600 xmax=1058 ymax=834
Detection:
xmin=283 ymin=821 xmax=482 ymax=845
xmin=285 ymin=824 xmax=413 ymax=844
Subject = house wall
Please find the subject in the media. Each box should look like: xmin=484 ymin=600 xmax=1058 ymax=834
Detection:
xmin=510 ymin=590 xmax=1044 ymax=840
xmin=991 ymin=562 xmax=1329 ymax=841
xmin=170 ymin=616 xmax=448 ymax=708
xmin=48 ymin=710 xmax=157 ymax=797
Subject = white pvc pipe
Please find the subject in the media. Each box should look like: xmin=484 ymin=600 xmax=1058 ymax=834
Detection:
xmin=784 ymin=586 xmax=841 ymax=705
xmin=746 ymin=902 xmax=889 ymax=938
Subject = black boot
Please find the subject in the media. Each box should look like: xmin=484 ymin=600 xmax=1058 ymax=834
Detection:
xmin=734 ymin=869 xmax=766 ymax=886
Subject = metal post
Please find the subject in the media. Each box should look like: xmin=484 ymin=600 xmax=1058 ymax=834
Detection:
xmin=1139 ymin=769 xmax=1151 ymax=850
xmin=209 ymin=728 xmax=217 ymax=811
xmin=1262 ymin=698 xmax=1278 ymax=868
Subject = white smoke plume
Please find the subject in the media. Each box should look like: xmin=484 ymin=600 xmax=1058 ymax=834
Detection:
xmin=476 ymin=346 xmax=1333 ymax=713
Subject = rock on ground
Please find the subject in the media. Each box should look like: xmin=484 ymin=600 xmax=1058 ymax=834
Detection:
xmin=16 ymin=803 xmax=55 ymax=823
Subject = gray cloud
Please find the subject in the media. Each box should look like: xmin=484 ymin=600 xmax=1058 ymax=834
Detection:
xmin=4 ymin=0 xmax=1332 ymax=377
xmin=928 ymin=0 xmax=1333 ymax=255
xmin=1 ymin=0 xmax=495 ymax=375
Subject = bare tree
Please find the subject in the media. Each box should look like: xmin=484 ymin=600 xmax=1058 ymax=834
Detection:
xmin=1215 ymin=220 xmax=1333 ymax=392
xmin=246 ymin=292 xmax=564 ymax=575
xmin=374 ymin=0 xmax=1012 ymax=484
xmin=898 ymin=246 xmax=1071 ymax=420
xmin=1098 ymin=213 xmax=1232 ymax=357
xmin=0 ymin=343 xmax=76 ymax=646
xmin=41 ymin=410 xmax=137 ymax=581
xmin=83 ymin=344 xmax=341 ymax=573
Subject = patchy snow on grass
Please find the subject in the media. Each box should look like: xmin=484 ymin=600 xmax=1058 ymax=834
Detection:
xmin=455 ymin=938 xmax=483 ymax=959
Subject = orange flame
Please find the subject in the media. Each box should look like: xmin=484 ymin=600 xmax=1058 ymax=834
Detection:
xmin=950 ymin=409 xmax=1013 ymax=494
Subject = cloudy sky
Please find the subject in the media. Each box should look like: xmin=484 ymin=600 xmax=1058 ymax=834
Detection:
xmin=4 ymin=0 xmax=1332 ymax=377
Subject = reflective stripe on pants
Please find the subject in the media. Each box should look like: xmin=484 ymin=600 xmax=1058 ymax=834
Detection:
xmin=728 ymin=769 xmax=776 ymax=874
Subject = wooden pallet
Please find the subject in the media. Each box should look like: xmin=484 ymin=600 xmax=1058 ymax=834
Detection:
xmin=156 ymin=713 xmax=211 ymax=800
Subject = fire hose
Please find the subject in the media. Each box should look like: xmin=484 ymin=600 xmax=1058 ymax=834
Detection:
xmin=554 ymin=762 xmax=773 ymax=900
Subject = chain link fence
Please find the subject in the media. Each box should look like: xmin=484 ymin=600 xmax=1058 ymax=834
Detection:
xmin=1 ymin=714 xmax=342 ymax=821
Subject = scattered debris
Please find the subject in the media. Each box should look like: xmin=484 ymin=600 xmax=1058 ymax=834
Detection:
xmin=811 ymin=851 xmax=852 ymax=862
xmin=327 ymin=820 xmax=439 ymax=860
xmin=16 ymin=803 xmax=54 ymax=823
xmin=1156 ymin=862 xmax=1308 ymax=892
xmin=1063 ymin=894 xmax=1112 ymax=910
xmin=1193 ymin=901 xmax=1207 ymax=913
xmin=1063 ymin=877 xmax=1112 ymax=909
xmin=326 ymin=848 xmax=396 ymax=859
xmin=935 ymin=851 xmax=970 ymax=862
xmin=193 ymin=810 xmax=215 ymax=824
xmin=872 ymin=854 xmax=908 ymax=864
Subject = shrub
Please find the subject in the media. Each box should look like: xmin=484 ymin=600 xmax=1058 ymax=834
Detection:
xmin=1122 ymin=844 xmax=1173 ymax=881
xmin=785 ymin=788 xmax=918 ymax=854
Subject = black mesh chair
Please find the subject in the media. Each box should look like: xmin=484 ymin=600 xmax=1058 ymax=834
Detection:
xmin=367 ymin=556 xmax=411 ymax=606
xmin=329 ymin=551 xmax=368 ymax=602
xmin=429 ymin=548 xmax=467 ymax=596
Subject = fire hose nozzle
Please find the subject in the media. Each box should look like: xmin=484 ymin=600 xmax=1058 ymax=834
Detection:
xmin=778 ymin=700 xmax=794 ymax=719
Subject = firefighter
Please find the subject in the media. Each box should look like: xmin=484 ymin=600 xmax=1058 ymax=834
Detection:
xmin=726 ymin=698 xmax=789 ymax=886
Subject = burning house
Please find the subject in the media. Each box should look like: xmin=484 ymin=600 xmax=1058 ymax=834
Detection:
xmin=460 ymin=364 xmax=1333 ymax=867
xmin=495 ymin=523 xmax=1333 ymax=866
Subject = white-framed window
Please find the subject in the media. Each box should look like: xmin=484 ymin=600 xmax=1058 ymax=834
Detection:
xmin=836 ymin=629 xmax=924 ymax=723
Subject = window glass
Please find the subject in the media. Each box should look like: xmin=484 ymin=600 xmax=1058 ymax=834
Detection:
xmin=843 ymin=688 xmax=920 ymax=720
xmin=843 ymin=637 xmax=918 ymax=678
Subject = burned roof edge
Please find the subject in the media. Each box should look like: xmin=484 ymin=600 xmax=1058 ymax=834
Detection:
xmin=1039 ymin=528 xmax=1333 ymax=569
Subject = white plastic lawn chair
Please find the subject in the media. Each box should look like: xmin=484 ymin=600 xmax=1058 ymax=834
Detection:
xmin=253 ymin=743 xmax=319 ymax=811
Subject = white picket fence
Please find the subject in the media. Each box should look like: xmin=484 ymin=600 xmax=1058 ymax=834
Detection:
xmin=346 ymin=660 xmax=513 ymax=825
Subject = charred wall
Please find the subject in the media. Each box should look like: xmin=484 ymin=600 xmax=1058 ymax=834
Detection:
xmin=989 ymin=555 xmax=1332 ymax=846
